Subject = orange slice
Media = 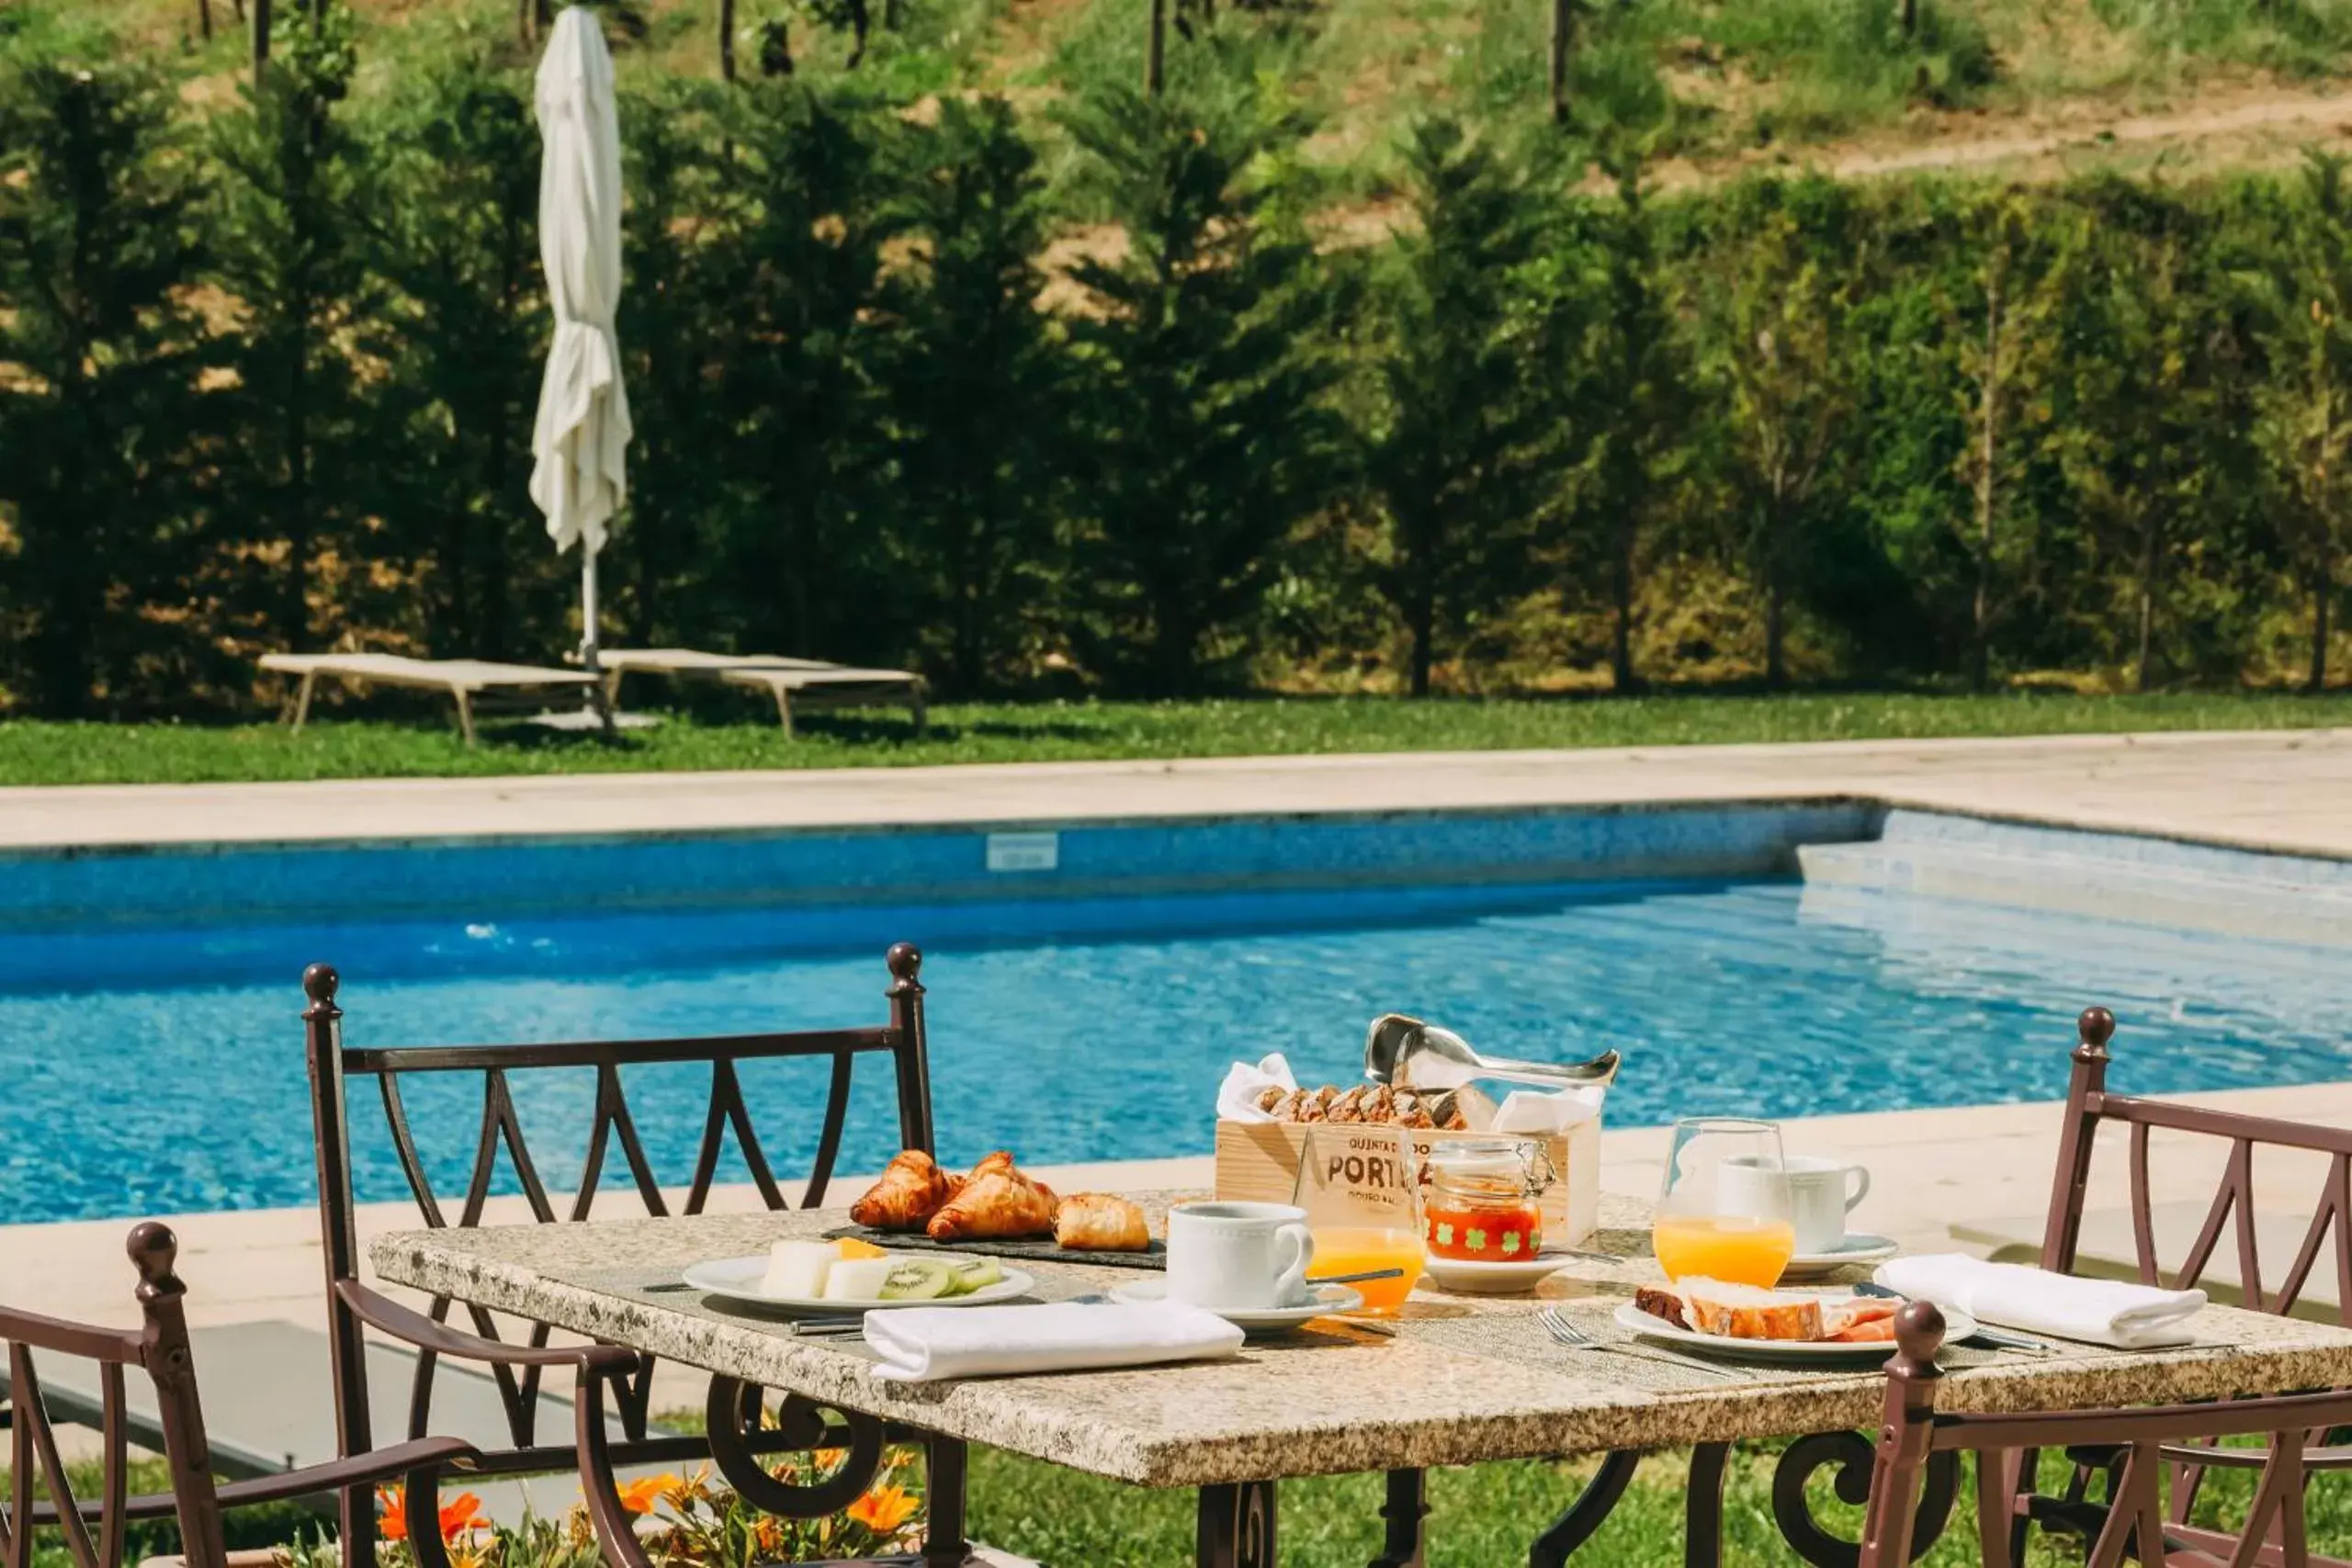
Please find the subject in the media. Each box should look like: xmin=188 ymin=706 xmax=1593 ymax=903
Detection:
xmin=835 ymin=1237 xmax=888 ymax=1260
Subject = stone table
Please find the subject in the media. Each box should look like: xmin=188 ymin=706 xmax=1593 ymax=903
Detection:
xmin=373 ymin=1194 xmax=2352 ymax=1568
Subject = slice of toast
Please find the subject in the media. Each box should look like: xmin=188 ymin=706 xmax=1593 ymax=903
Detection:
xmin=1679 ymin=1277 xmax=1824 ymax=1341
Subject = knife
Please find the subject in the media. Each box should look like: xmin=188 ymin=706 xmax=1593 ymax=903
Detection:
xmin=1851 ymin=1282 xmax=2052 ymax=1352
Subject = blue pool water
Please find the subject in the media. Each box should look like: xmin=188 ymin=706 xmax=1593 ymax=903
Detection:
xmin=3 ymin=873 xmax=2349 ymax=1224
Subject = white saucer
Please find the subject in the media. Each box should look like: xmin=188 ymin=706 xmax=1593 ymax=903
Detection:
xmin=681 ymin=1254 xmax=1034 ymax=1312
xmin=1420 ymin=1251 xmax=1574 ymax=1295
xmin=1108 ymin=1278 xmax=1366 ymax=1332
xmin=1777 ymin=1235 xmax=1901 ymax=1280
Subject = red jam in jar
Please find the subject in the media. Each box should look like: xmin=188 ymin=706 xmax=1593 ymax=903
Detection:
xmin=1421 ymin=1139 xmax=1554 ymax=1260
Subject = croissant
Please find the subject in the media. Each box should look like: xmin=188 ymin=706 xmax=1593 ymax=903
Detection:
xmin=851 ymin=1149 xmax=952 ymax=1231
xmin=1055 ymin=1193 xmax=1150 ymax=1251
xmin=927 ymin=1152 xmax=1058 ymax=1240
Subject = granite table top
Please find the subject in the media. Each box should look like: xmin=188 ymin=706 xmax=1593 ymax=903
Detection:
xmin=371 ymin=1193 xmax=2352 ymax=1491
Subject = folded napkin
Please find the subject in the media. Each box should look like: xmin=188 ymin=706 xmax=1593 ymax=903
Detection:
xmin=1216 ymin=1054 xmax=1298 ymax=1123
xmin=864 ymin=1302 xmax=1247 ymax=1383
xmin=1875 ymin=1254 xmax=2206 ymax=1349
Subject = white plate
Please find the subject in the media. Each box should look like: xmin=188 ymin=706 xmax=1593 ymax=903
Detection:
xmin=1613 ymin=1292 xmax=1977 ymax=1362
xmin=1108 ymin=1278 xmax=1366 ymax=1332
xmin=682 ymin=1254 xmax=1035 ymax=1312
xmin=1778 ymin=1235 xmax=1902 ymax=1280
xmin=1421 ymin=1251 xmax=1574 ymax=1295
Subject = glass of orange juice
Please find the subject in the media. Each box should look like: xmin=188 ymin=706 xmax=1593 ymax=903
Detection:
xmin=1652 ymin=1118 xmax=1795 ymax=1289
xmin=1289 ymin=1123 xmax=1425 ymax=1314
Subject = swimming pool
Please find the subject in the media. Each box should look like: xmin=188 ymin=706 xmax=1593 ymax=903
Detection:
xmin=4 ymin=810 xmax=2350 ymax=1224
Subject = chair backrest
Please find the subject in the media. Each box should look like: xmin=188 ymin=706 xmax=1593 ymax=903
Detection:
xmin=1860 ymin=1301 xmax=2351 ymax=1568
xmin=0 ymin=1225 xmax=230 ymax=1568
xmin=302 ymin=941 xmax=936 ymax=1454
xmin=2041 ymin=1005 xmax=2352 ymax=1324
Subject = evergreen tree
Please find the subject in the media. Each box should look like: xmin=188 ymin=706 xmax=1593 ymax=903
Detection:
xmin=0 ymin=45 xmax=208 ymax=716
xmin=1363 ymin=118 xmax=1560 ymax=697
xmin=1706 ymin=186 xmax=1867 ymax=687
xmin=1950 ymin=191 xmax=2074 ymax=690
xmin=2250 ymin=152 xmax=2352 ymax=692
xmin=1059 ymin=67 xmax=1346 ymax=694
xmin=2055 ymin=183 xmax=2241 ymax=691
xmin=882 ymin=96 xmax=1067 ymax=695
xmin=710 ymin=81 xmax=899 ymax=661
xmin=616 ymin=77 xmax=729 ymax=649
xmin=375 ymin=56 xmax=547 ymax=660
xmin=209 ymin=6 xmax=384 ymax=655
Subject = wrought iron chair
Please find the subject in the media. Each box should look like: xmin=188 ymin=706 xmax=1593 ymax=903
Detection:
xmin=1 ymin=1223 xmax=481 ymax=1568
xmin=2006 ymin=1004 xmax=2352 ymax=1563
xmin=300 ymin=942 xmax=975 ymax=1568
xmin=1861 ymin=1298 xmax=2349 ymax=1568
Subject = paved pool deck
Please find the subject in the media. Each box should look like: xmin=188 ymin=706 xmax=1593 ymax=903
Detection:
xmin=8 ymin=725 xmax=2352 ymax=855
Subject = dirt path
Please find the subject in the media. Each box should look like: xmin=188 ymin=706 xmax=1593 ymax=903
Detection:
xmin=1653 ymin=80 xmax=2352 ymax=190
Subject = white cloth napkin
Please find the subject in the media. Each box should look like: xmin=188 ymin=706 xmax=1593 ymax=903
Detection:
xmin=864 ymin=1302 xmax=1247 ymax=1383
xmin=1216 ymin=1054 xmax=1299 ymax=1122
xmin=1875 ymin=1254 xmax=2206 ymax=1349
xmin=1491 ymin=1085 xmax=1604 ymax=1134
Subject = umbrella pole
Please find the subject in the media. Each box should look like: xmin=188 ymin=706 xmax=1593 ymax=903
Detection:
xmin=582 ymin=549 xmax=616 ymax=736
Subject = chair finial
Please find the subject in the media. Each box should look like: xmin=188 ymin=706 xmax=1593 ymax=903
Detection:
xmin=127 ymin=1222 xmax=183 ymax=1299
xmin=303 ymin=963 xmax=341 ymax=1017
xmin=887 ymin=942 xmax=922 ymax=985
xmin=1894 ymin=1299 xmax=1946 ymax=1369
xmin=2076 ymin=1006 xmax=2116 ymax=1061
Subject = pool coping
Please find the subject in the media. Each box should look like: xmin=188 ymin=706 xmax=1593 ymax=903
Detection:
xmin=4 ymin=728 xmax=2352 ymax=862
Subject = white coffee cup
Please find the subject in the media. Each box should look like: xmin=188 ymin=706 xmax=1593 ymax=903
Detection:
xmin=1721 ymin=1155 xmax=1871 ymax=1255
xmin=1166 ymin=1201 xmax=1315 ymax=1310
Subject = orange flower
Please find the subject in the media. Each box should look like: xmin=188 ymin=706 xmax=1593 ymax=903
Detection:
xmin=846 ymin=1483 xmax=919 ymax=1536
xmin=377 ymin=1487 xmax=488 ymax=1543
xmin=436 ymin=1494 xmax=491 ymax=1540
xmin=378 ymin=1487 xmax=410 ymax=1543
xmin=615 ymin=1475 xmax=675 ymax=1516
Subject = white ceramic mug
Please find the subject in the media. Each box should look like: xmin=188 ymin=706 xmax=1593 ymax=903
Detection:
xmin=1166 ymin=1201 xmax=1316 ymax=1310
xmin=1721 ymin=1155 xmax=1871 ymax=1255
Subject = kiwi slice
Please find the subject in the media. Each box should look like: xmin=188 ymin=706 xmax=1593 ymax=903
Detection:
xmin=876 ymin=1258 xmax=957 ymax=1301
xmin=944 ymin=1258 xmax=1003 ymax=1297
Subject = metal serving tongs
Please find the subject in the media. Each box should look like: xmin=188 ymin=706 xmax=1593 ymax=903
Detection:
xmin=1364 ymin=1014 xmax=1621 ymax=1094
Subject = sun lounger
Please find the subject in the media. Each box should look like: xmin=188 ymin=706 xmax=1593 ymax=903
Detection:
xmin=596 ymin=647 xmax=927 ymax=736
xmin=1950 ymin=1200 xmax=2339 ymax=1316
xmin=260 ymin=653 xmax=605 ymax=744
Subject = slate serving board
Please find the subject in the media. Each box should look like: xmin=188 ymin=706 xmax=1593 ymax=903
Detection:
xmin=821 ymin=1224 xmax=1167 ymax=1272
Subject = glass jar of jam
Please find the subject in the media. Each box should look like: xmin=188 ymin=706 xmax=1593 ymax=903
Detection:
xmin=1421 ymin=1138 xmax=1555 ymax=1261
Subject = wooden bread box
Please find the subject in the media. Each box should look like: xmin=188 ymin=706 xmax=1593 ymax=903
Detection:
xmin=1213 ymin=1113 xmax=1602 ymax=1247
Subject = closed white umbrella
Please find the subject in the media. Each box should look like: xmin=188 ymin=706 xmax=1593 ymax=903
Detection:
xmin=529 ymin=5 xmax=630 ymax=680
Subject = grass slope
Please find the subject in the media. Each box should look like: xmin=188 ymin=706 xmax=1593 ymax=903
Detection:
xmin=66 ymin=0 xmax=2352 ymax=187
xmin=5 ymin=690 xmax=2350 ymax=785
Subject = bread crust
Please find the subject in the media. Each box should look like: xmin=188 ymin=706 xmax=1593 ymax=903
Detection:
xmin=1680 ymin=1281 xmax=1824 ymax=1341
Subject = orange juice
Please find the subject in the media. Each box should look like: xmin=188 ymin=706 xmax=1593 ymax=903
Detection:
xmin=1651 ymin=1213 xmax=1796 ymax=1287
xmin=1309 ymin=1226 xmax=1424 ymax=1314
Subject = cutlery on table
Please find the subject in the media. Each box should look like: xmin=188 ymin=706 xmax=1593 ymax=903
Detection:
xmin=792 ymin=1292 xmax=1114 ymax=1337
xmin=1539 ymin=1307 xmax=1738 ymax=1381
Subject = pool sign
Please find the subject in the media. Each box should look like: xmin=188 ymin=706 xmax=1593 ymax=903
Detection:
xmin=986 ymin=831 xmax=1060 ymax=873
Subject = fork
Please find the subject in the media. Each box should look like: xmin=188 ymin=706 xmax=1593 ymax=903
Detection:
xmin=1539 ymin=1307 xmax=1739 ymax=1381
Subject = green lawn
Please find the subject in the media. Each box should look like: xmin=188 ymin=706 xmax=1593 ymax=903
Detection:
xmin=13 ymin=1434 xmax=2346 ymax=1566
xmin=7 ymin=690 xmax=2352 ymax=787
xmin=965 ymin=1442 xmax=2352 ymax=1565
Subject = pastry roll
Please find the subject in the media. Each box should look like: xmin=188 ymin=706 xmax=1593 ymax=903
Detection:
xmin=850 ymin=1149 xmax=952 ymax=1230
xmin=928 ymin=1153 xmax=1058 ymax=1240
xmin=1054 ymin=1193 xmax=1150 ymax=1251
